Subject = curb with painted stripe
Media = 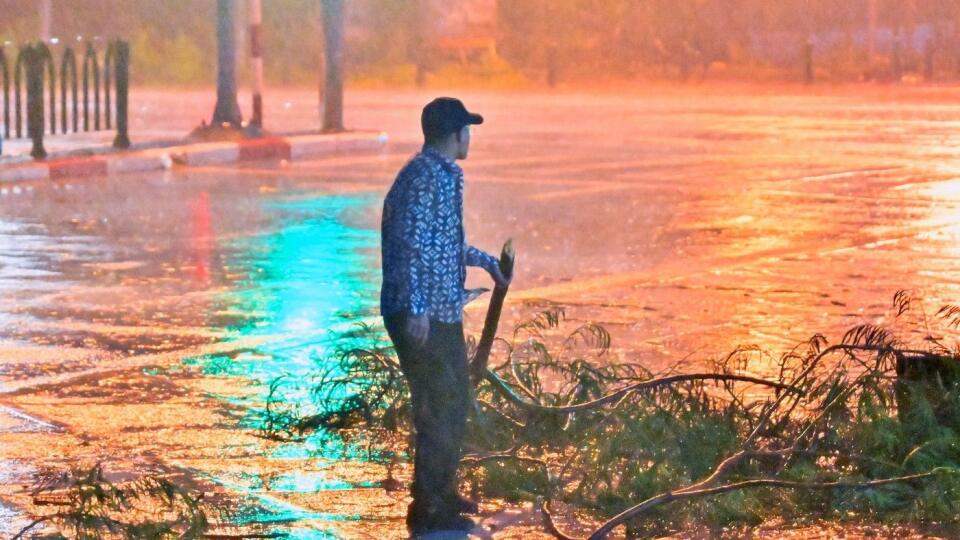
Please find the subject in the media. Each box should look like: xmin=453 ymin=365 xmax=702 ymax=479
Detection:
xmin=0 ymin=130 xmax=388 ymax=183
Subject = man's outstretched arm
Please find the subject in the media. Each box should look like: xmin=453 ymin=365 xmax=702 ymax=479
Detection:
xmin=465 ymin=243 xmax=511 ymax=288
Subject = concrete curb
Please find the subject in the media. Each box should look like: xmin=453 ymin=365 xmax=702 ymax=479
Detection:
xmin=0 ymin=131 xmax=388 ymax=183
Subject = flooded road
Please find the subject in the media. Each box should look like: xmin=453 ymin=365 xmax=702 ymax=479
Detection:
xmin=3 ymin=86 xmax=960 ymax=537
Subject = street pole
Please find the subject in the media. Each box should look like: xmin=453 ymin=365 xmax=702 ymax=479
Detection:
xmin=40 ymin=0 xmax=51 ymax=42
xmin=905 ymin=0 xmax=917 ymax=69
xmin=804 ymin=38 xmax=814 ymax=84
xmin=211 ymin=0 xmax=243 ymax=128
xmin=320 ymin=0 xmax=344 ymax=132
xmin=249 ymin=0 xmax=264 ymax=129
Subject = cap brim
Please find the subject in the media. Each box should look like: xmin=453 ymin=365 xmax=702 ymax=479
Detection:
xmin=468 ymin=113 xmax=484 ymax=125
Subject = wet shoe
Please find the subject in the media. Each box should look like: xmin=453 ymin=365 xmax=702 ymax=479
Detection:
xmin=433 ymin=513 xmax=476 ymax=532
xmin=406 ymin=501 xmax=433 ymax=534
xmin=450 ymin=493 xmax=479 ymax=514
xmin=407 ymin=501 xmax=476 ymax=535
xmin=409 ymin=514 xmax=475 ymax=536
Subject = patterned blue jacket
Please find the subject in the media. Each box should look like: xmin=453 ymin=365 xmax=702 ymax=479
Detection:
xmin=380 ymin=145 xmax=498 ymax=323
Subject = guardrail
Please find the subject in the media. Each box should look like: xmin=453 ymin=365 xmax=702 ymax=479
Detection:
xmin=1 ymin=39 xmax=129 ymax=159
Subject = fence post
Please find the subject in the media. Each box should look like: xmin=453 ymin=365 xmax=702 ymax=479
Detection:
xmin=104 ymin=42 xmax=114 ymax=129
xmin=14 ymin=48 xmax=26 ymax=139
xmin=36 ymin=43 xmax=55 ymax=135
xmin=2 ymin=40 xmax=126 ymax=157
xmin=112 ymin=40 xmax=129 ymax=149
xmin=0 ymin=48 xmax=9 ymax=142
xmin=25 ymin=46 xmax=46 ymax=159
xmin=82 ymin=42 xmax=100 ymax=131
xmin=60 ymin=46 xmax=78 ymax=133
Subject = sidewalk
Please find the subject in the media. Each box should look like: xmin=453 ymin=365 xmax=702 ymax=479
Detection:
xmin=0 ymin=128 xmax=186 ymax=163
xmin=0 ymin=129 xmax=389 ymax=183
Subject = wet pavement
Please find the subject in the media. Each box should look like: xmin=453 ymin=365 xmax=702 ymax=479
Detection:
xmin=3 ymin=86 xmax=960 ymax=537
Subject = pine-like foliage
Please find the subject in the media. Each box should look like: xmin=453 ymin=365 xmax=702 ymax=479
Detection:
xmin=258 ymin=293 xmax=960 ymax=538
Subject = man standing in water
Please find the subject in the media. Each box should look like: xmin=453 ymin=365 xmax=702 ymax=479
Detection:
xmin=381 ymin=97 xmax=510 ymax=535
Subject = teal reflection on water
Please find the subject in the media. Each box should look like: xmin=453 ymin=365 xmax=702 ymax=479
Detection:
xmin=230 ymin=494 xmax=355 ymax=524
xmin=269 ymin=471 xmax=379 ymax=492
xmin=228 ymin=195 xmax=380 ymax=339
xmin=190 ymin=191 xmax=382 ymax=397
xmin=271 ymin=528 xmax=340 ymax=540
xmin=182 ymin=192 xmax=389 ymax=532
xmin=269 ymin=430 xmax=350 ymax=461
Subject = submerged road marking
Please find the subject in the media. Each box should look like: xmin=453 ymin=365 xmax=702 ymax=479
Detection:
xmin=766 ymin=165 xmax=907 ymax=184
xmin=0 ymin=334 xmax=274 ymax=395
xmin=0 ymin=404 xmax=61 ymax=431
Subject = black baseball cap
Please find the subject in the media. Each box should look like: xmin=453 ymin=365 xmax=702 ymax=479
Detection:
xmin=421 ymin=97 xmax=483 ymax=140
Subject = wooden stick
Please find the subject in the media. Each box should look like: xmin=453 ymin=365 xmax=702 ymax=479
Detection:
xmin=471 ymin=239 xmax=515 ymax=384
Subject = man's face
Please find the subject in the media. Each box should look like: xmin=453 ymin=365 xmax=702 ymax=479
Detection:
xmin=456 ymin=125 xmax=471 ymax=160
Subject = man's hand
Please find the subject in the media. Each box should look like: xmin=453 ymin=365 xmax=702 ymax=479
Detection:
xmin=490 ymin=265 xmax=512 ymax=289
xmin=405 ymin=313 xmax=430 ymax=348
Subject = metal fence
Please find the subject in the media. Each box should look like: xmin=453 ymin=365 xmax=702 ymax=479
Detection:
xmin=0 ymin=39 xmax=129 ymax=159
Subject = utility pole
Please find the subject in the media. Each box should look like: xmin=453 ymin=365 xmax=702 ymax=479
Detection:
xmin=249 ymin=0 xmax=264 ymax=129
xmin=320 ymin=0 xmax=344 ymax=132
xmin=211 ymin=0 xmax=243 ymax=128
xmin=905 ymin=0 xmax=917 ymax=69
xmin=40 ymin=0 xmax=52 ymax=42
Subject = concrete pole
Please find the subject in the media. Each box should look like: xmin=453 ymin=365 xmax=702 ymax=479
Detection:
xmin=905 ymin=0 xmax=917 ymax=67
xmin=39 ymin=0 xmax=52 ymax=42
xmin=955 ymin=4 xmax=960 ymax=76
xmin=320 ymin=0 xmax=345 ymax=132
xmin=249 ymin=0 xmax=264 ymax=128
xmin=413 ymin=0 xmax=427 ymax=87
xmin=212 ymin=0 xmax=243 ymax=127
xmin=893 ymin=31 xmax=903 ymax=80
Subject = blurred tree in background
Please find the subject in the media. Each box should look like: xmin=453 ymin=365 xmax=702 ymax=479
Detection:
xmin=0 ymin=0 xmax=959 ymax=86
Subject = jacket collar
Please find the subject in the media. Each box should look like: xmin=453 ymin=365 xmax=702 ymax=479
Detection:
xmin=421 ymin=144 xmax=462 ymax=176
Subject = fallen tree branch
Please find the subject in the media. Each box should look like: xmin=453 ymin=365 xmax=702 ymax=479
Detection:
xmin=743 ymin=343 xmax=892 ymax=449
xmin=483 ymin=369 xmax=800 ymax=414
xmin=578 ymin=340 xmax=956 ymax=539
xmin=542 ymin=499 xmax=583 ymax=540
xmin=587 ymin=470 xmax=950 ymax=540
xmin=475 ymin=398 xmax=527 ymax=429
xmin=461 ymin=452 xmax=551 ymax=471
xmin=12 ymin=518 xmax=50 ymax=540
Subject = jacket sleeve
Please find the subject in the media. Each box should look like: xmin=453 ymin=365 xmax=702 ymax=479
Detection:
xmin=400 ymin=163 xmax=438 ymax=316
xmin=464 ymin=243 xmax=499 ymax=274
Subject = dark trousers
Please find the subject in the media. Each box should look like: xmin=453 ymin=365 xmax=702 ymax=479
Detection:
xmin=384 ymin=313 xmax=470 ymax=512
